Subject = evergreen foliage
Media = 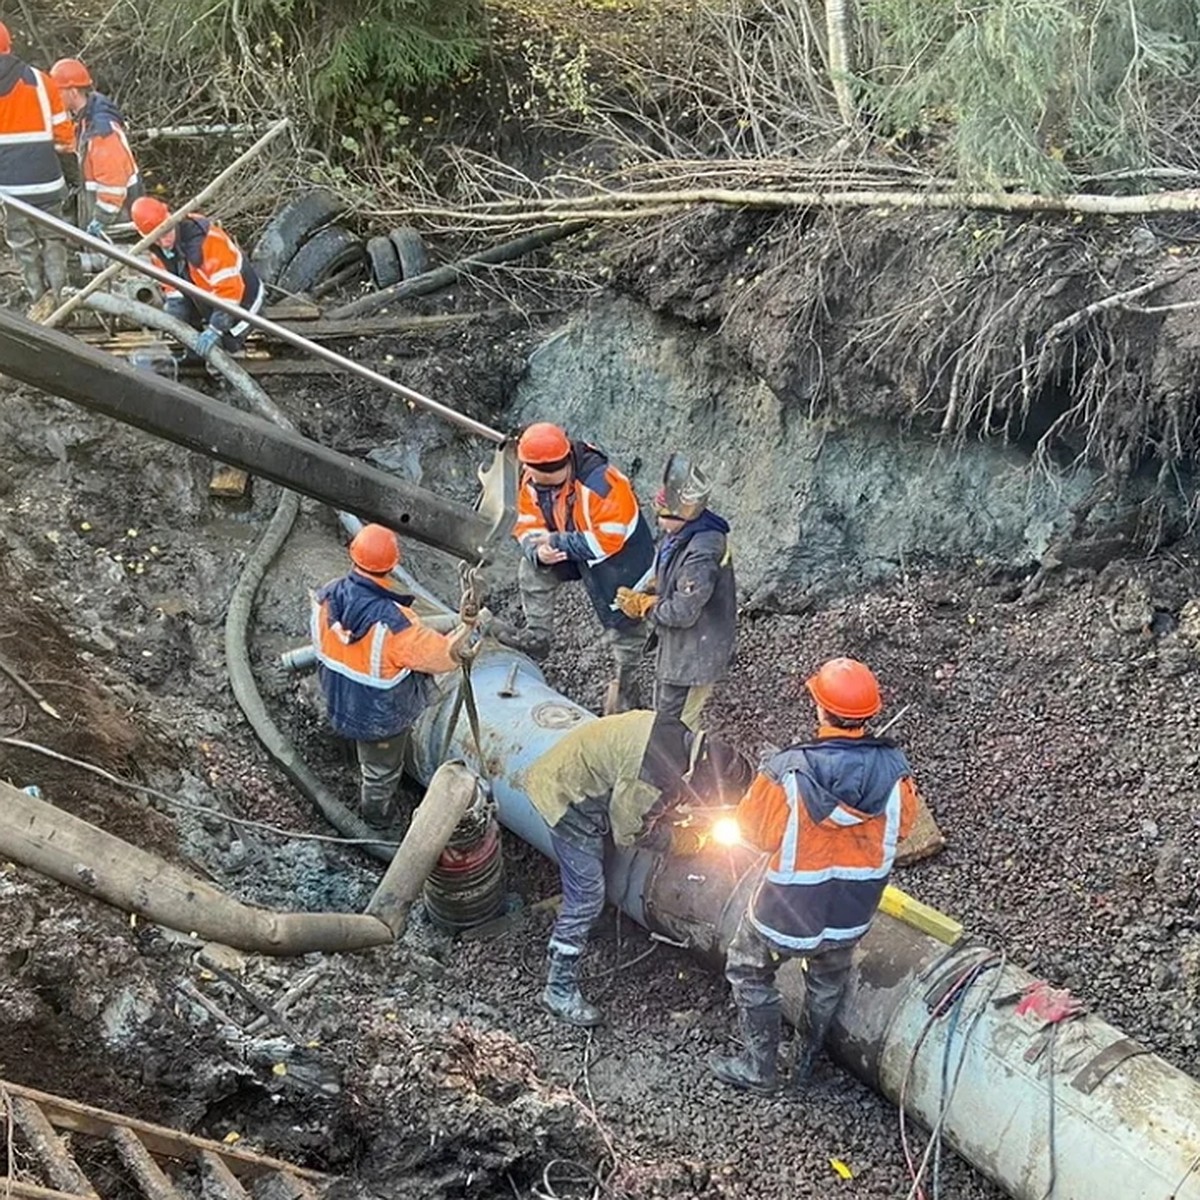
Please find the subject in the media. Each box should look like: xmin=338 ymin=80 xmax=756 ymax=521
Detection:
xmin=859 ymin=0 xmax=1200 ymax=189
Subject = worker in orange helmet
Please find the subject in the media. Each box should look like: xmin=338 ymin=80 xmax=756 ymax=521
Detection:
xmin=310 ymin=524 xmax=476 ymax=828
xmin=0 ymin=22 xmax=77 ymax=317
xmin=709 ymin=658 xmax=921 ymax=1095
xmin=499 ymin=422 xmax=655 ymax=713
xmin=130 ymin=195 xmax=264 ymax=359
xmin=49 ymin=58 xmax=142 ymax=232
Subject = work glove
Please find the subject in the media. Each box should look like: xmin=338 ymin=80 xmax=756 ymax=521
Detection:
xmin=85 ymin=218 xmax=107 ymax=240
xmin=615 ymin=587 xmax=657 ymax=620
xmin=194 ymin=327 xmax=221 ymax=360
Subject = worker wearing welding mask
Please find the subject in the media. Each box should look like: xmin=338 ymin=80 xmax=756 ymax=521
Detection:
xmin=709 ymin=658 xmax=921 ymax=1094
xmin=614 ymin=452 xmax=736 ymax=731
xmin=527 ymin=711 xmax=752 ymax=1026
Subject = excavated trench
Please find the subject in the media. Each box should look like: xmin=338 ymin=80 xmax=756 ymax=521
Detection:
xmin=2 ymin=211 xmax=1200 ymax=1200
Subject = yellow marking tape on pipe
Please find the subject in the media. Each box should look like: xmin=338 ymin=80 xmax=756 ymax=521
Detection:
xmin=880 ymin=885 xmax=963 ymax=945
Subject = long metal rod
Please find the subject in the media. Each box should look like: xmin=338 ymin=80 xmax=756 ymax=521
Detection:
xmin=44 ymin=118 xmax=293 ymax=328
xmin=0 ymin=191 xmax=506 ymax=443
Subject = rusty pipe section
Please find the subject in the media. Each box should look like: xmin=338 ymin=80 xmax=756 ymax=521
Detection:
xmin=411 ymin=649 xmax=1200 ymax=1200
xmin=0 ymin=763 xmax=479 ymax=955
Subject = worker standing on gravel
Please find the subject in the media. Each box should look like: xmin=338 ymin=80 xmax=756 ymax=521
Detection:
xmin=49 ymin=58 xmax=141 ymax=230
xmin=498 ymin=422 xmax=655 ymax=714
xmin=527 ymin=710 xmax=752 ymax=1026
xmin=0 ymin=22 xmax=76 ymax=319
xmin=709 ymin=658 xmax=920 ymax=1095
xmin=615 ymin=453 xmax=736 ymax=731
xmin=130 ymin=195 xmax=264 ymax=358
xmin=311 ymin=524 xmax=475 ymax=829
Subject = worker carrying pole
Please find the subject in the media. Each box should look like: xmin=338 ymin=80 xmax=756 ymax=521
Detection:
xmin=49 ymin=57 xmax=142 ymax=231
xmin=0 ymin=22 xmax=77 ymax=318
xmin=525 ymin=711 xmax=752 ymax=1026
xmin=310 ymin=525 xmax=477 ymax=829
xmin=496 ymin=422 xmax=655 ymax=713
xmin=615 ymin=452 xmax=737 ymax=731
xmin=130 ymin=194 xmax=264 ymax=359
xmin=709 ymin=658 xmax=921 ymax=1095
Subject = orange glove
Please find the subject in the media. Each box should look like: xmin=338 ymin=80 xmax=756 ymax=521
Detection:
xmin=615 ymin=587 xmax=657 ymax=619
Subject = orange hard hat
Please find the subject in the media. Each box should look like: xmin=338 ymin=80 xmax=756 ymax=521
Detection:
xmin=131 ymin=196 xmax=171 ymax=237
xmin=0 ymin=23 xmax=11 ymax=54
xmin=517 ymin=422 xmax=570 ymax=466
xmin=806 ymin=657 xmax=882 ymax=721
xmin=349 ymin=524 xmax=400 ymax=575
xmin=50 ymin=58 xmax=92 ymax=88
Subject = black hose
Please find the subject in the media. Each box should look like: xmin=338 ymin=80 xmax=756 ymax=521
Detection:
xmin=84 ymin=294 xmax=393 ymax=861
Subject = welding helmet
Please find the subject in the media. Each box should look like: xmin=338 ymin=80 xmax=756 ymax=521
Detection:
xmin=683 ymin=731 xmax=753 ymax=806
xmin=659 ymin=452 xmax=712 ymax=521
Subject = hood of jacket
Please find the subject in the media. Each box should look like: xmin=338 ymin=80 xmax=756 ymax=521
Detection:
xmin=317 ymin=572 xmax=413 ymax=643
xmin=785 ymin=737 xmax=904 ymax=825
xmin=80 ymin=91 xmax=126 ymax=138
xmin=657 ymin=507 xmax=730 ymax=573
xmin=0 ymin=55 xmax=29 ymax=98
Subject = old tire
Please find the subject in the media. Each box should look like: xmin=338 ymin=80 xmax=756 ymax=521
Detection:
xmin=277 ymin=225 xmax=366 ymax=295
xmin=367 ymin=235 xmax=402 ymax=288
xmin=251 ymin=189 xmax=344 ymax=284
xmin=390 ymin=227 xmax=429 ymax=279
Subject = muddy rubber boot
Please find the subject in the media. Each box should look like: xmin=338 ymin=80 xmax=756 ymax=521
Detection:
xmin=708 ymin=1003 xmax=781 ymax=1095
xmin=490 ymin=618 xmax=552 ymax=662
xmin=43 ymin=237 xmax=69 ymax=304
xmin=791 ymin=987 xmax=840 ymax=1091
xmin=542 ymin=950 xmax=603 ymax=1027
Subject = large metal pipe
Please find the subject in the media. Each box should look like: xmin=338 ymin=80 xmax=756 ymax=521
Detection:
xmin=410 ymin=648 xmax=1200 ymax=1200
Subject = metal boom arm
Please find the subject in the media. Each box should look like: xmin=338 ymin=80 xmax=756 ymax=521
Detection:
xmin=0 ymin=308 xmax=499 ymax=562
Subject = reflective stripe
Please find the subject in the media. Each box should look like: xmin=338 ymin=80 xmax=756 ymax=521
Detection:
xmin=309 ymin=600 xmax=411 ymax=690
xmin=0 ymin=178 xmax=64 ymax=196
xmin=767 ymin=775 xmax=903 ymax=886
xmin=34 ymin=72 xmax=52 ymax=133
xmin=750 ymin=912 xmax=873 ymax=952
xmin=583 ymin=531 xmax=605 ymax=562
xmin=0 ymin=130 xmax=54 ymax=144
xmin=828 ymin=806 xmax=865 ymax=827
xmin=224 ymin=278 xmax=263 ymax=338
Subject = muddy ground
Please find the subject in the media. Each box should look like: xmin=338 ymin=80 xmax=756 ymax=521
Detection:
xmin=1 ymin=240 xmax=1199 ymax=1200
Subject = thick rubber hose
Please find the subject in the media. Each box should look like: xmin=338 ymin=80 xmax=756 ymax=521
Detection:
xmin=83 ymin=294 xmax=393 ymax=862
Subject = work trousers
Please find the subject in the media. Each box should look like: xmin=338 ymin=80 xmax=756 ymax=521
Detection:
xmin=355 ymin=731 xmax=410 ymax=827
xmin=518 ymin=556 xmax=646 ymax=670
xmin=725 ymin=913 xmax=856 ymax=1032
xmin=547 ymin=829 xmax=607 ymax=957
xmin=654 ymin=680 xmax=714 ymax=731
xmin=4 ymin=195 xmax=69 ymax=303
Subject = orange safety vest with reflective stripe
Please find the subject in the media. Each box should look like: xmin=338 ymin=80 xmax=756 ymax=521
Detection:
xmin=153 ymin=213 xmax=264 ymax=335
xmin=0 ymin=56 xmax=73 ymax=201
xmin=513 ymin=441 xmax=655 ymax=630
xmin=310 ymin=571 xmax=458 ymax=741
xmin=737 ymin=728 xmax=918 ymax=955
xmin=77 ymin=92 xmax=140 ymax=218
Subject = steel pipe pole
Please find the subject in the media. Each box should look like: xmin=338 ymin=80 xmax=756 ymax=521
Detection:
xmin=410 ymin=649 xmax=1200 ymax=1200
xmin=0 ymin=191 xmax=505 ymax=443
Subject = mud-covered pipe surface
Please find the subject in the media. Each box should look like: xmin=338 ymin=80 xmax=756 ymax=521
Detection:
xmin=410 ymin=647 xmax=1200 ymax=1200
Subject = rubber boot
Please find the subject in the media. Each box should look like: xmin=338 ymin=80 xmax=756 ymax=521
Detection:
xmin=490 ymin=617 xmax=551 ymax=662
xmin=43 ymin=236 xmax=69 ymax=301
xmin=790 ymin=1009 xmax=836 ymax=1091
xmin=542 ymin=950 xmax=603 ymax=1027
xmin=708 ymin=1003 xmax=781 ymax=1094
xmin=602 ymin=664 xmax=641 ymax=716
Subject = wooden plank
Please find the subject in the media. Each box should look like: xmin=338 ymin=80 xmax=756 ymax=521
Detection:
xmin=263 ymin=301 xmax=322 ymax=322
xmin=110 ymin=1126 xmax=187 ymax=1200
xmin=10 ymin=1098 xmax=99 ymax=1198
xmin=199 ymin=1152 xmax=252 ymax=1200
xmin=209 ymin=465 xmax=250 ymax=498
xmin=0 ymin=1180 xmax=88 ymax=1200
xmin=894 ymin=786 xmax=946 ymax=866
xmin=1 ymin=1082 xmax=329 ymax=1182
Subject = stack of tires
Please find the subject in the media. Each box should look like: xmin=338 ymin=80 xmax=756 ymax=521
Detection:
xmin=251 ymin=190 xmax=428 ymax=299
